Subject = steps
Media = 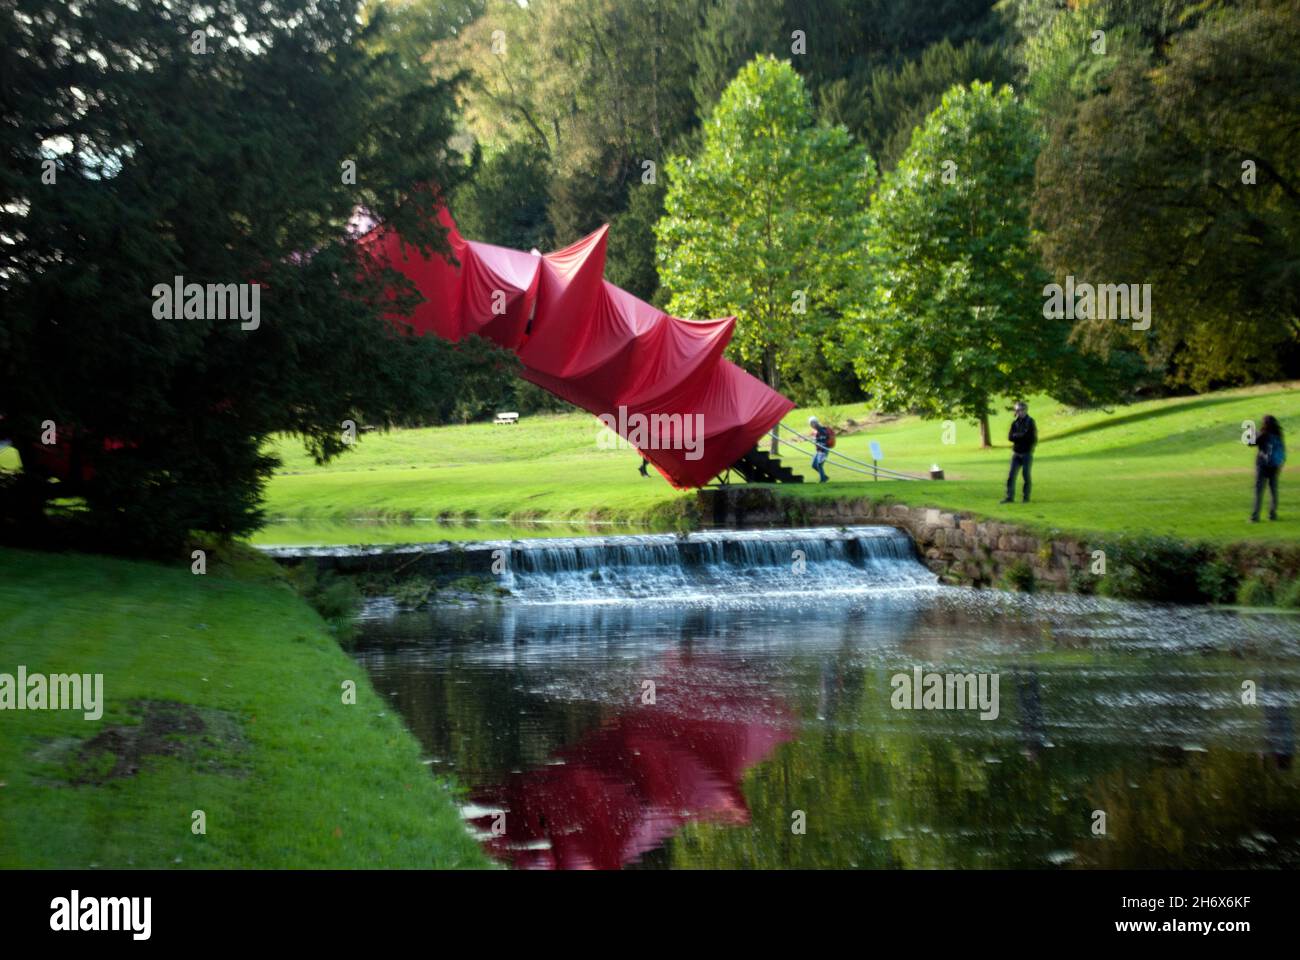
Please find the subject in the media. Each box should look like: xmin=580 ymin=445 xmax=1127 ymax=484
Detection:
xmin=729 ymin=447 xmax=804 ymax=484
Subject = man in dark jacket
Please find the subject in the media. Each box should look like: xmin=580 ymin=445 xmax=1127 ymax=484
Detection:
xmin=1001 ymin=401 xmax=1037 ymax=504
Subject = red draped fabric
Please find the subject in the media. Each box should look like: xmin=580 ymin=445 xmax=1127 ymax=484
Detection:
xmin=359 ymin=208 xmax=793 ymax=488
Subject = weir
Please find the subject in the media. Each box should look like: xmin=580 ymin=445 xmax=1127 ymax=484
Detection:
xmin=262 ymin=525 xmax=937 ymax=603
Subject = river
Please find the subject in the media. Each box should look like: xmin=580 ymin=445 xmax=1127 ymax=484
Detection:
xmin=348 ymin=526 xmax=1300 ymax=869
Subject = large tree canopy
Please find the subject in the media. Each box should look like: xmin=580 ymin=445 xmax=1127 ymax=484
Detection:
xmin=1032 ymin=0 xmax=1300 ymax=389
xmin=843 ymin=82 xmax=1080 ymax=445
xmin=0 ymin=0 xmax=470 ymax=552
xmin=656 ymin=57 xmax=873 ymax=412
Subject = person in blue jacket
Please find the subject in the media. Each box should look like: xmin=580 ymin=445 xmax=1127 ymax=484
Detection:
xmin=1250 ymin=415 xmax=1286 ymax=522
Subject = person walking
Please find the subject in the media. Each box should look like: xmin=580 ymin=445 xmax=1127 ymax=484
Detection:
xmin=808 ymin=416 xmax=830 ymax=483
xmin=1250 ymin=415 xmax=1285 ymax=522
xmin=1000 ymin=401 xmax=1037 ymax=504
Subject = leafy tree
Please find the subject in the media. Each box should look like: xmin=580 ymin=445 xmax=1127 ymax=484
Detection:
xmin=818 ymin=37 xmax=1017 ymax=171
xmin=1032 ymin=0 xmax=1300 ymax=388
xmin=606 ymin=178 xmax=668 ymax=304
xmin=0 ymin=0 xmax=469 ymax=553
xmin=844 ymin=82 xmax=1075 ymax=446
xmin=430 ymin=0 xmax=705 ymax=244
xmin=656 ymin=57 xmax=873 ymax=446
xmin=690 ymin=0 xmax=787 ymax=119
xmin=453 ymin=140 xmax=554 ymax=252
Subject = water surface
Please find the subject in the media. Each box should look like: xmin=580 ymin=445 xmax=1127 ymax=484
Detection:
xmin=352 ymin=529 xmax=1300 ymax=869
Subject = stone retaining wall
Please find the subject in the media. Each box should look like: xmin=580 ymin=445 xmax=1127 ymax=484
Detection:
xmin=699 ymin=487 xmax=1094 ymax=589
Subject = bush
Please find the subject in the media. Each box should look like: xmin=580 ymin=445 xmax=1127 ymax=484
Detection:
xmin=1002 ymin=560 xmax=1036 ymax=593
xmin=1095 ymin=536 xmax=1213 ymax=604
xmin=1067 ymin=567 xmax=1097 ymax=595
xmin=1278 ymin=579 xmax=1300 ymax=610
xmin=1196 ymin=558 xmax=1241 ymax=605
xmin=285 ymin=564 xmax=362 ymax=623
xmin=1237 ymin=576 xmax=1275 ymax=608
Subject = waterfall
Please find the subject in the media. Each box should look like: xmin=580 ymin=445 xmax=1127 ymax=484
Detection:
xmin=486 ymin=526 xmax=935 ymax=603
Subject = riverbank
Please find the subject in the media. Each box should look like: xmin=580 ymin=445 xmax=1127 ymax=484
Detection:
xmin=0 ymin=547 xmax=489 ymax=869
xmin=246 ymin=383 xmax=1300 ymax=547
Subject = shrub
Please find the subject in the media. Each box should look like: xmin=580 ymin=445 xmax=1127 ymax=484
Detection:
xmin=1275 ymin=578 xmax=1300 ymax=609
xmin=285 ymin=563 xmax=362 ymax=622
xmin=1067 ymin=567 xmax=1097 ymax=595
xmin=1002 ymin=560 xmax=1036 ymax=593
xmin=1095 ymin=536 xmax=1212 ymax=604
xmin=1237 ymin=576 xmax=1275 ymax=608
xmin=1196 ymin=558 xmax=1241 ymax=605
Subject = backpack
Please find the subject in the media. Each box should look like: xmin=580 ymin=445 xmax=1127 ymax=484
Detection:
xmin=824 ymin=427 xmax=836 ymax=449
xmin=1268 ymin=435 xmax=1287 ymax=468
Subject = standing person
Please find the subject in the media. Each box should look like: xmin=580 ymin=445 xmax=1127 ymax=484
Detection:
xmin=809 ymin=416 xmax=830 ymax=483
xmin=638 ymin=456 xmax=651 ymax=477
xmin=1250 ymin=415 xmax=1285 ymax=522
xmin=1000 ymin=401 xmax=1037 ymax=504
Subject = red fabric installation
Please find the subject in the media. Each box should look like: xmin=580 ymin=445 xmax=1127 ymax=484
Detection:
xmin=359 ymin=208 xmax=793 ymax=488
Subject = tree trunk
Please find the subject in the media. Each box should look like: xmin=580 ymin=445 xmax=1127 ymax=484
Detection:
xmin=978 ymin=413 xmax=992 ymax=449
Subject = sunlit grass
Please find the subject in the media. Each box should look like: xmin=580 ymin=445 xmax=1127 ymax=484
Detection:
xmin=258 ymin=382 xmax=1300 ymax=545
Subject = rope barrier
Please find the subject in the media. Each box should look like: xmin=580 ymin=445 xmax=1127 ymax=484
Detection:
xmin=775 ymin=423 xmax=928 ymax=481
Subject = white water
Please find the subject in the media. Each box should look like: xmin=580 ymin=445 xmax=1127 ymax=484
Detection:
xmin=491 ymin=526 xmax=936 ymax=604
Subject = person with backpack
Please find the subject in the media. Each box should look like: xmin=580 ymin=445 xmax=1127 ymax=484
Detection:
xmin=1250 ymin=415 xmax=1286 ymax=522
xmin=808 ymin=416 xmax=832 ymax=483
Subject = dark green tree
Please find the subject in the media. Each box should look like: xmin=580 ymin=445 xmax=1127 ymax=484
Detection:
xmin=818 ymin=37 xmax=1017 ymax=171
xmin=1032 ymin=0 xmax=1300 ymax=388
xmin=453 ymin=140 xmax=554 ymax=252
xmin=0 ymin=0 xmax=470 ymax=553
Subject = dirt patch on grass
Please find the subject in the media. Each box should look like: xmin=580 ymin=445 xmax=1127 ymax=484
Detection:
xmin=836 ymin=412 xmax=902 ymax=435
xmin=36 ymin=699 xmax=250 ymax=785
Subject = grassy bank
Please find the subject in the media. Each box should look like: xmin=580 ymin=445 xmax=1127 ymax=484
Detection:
xmin=250 ymin=382 xmax=1300 ymax=546
xmin=0 ymin=547 xmax=489 ymax=869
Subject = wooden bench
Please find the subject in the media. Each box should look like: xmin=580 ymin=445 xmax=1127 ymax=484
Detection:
xmin=493 ymin=411 xmax=520 ymax=425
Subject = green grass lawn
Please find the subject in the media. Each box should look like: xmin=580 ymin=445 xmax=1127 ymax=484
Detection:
xmin=0 ymin=547 xmax=489 ymax=869
xmin=252 ymin=381 xmax=1300 ymax=546
xmin=5 ymin=382 xmax=1297 ymax=546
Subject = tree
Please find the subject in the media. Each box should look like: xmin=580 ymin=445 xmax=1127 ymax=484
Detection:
xmin=656 ymin=57 xmax=873 ymax=448
xmin=689 ymin=0 xmax=787 ymax=119
xmin=818 ymin=37 xmax=1017 ymax=171
xmin=0 ymin=0 xmax=469 ymax=553
xmin=429 ymin=0 xmax=706 ymax=244
xmin=1032 ymin=0 xmax=1300 ymax=389
xmin=453 ymin=140 xmax=554 ymax=252
xmin=844 ymin=82 xmax=1069 ymax=446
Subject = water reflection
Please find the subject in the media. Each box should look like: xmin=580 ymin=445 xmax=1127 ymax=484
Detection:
xmin=355 ymin=589 xmax=1300 ymax=868
xmin=462 ymin=655 xmax=793 ymax=869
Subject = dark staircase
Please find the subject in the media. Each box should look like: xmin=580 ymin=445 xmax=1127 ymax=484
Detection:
xmin=729 ymin=447 xmax=804 ymax=484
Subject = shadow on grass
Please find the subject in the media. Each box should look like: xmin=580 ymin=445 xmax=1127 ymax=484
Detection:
xmin=1047 ymin=394 xmax=1250 ymax=444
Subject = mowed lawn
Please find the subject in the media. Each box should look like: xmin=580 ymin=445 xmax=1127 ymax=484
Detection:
xmin=0 ymin=548 xmax=489 ymax=869
xmin=256 ymin=382 xmax=1300 ymax=546
xmin=5 ymin=383 xmax=1298 ymax=545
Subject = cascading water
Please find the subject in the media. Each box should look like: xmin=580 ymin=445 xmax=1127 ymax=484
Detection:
xmin=488 ymin=526 xmax=935 ymax=603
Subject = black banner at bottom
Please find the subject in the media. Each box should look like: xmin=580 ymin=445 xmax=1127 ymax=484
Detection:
xmin=0 ymin=869 xmax=1290 ymax=946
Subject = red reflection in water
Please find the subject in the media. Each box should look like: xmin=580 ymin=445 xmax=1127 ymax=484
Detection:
xmin=465 ymin=675 xmax=792 ymax=869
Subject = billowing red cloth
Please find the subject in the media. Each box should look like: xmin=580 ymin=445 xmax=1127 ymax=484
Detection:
xmin=359 ymin=209 xmax=793 ymax=488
